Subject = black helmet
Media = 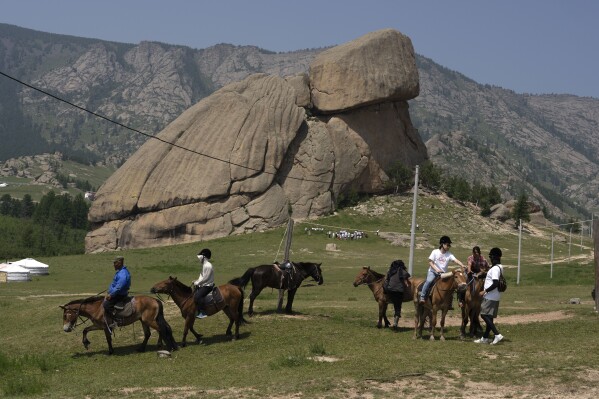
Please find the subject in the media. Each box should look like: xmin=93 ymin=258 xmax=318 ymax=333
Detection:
xmin=489 ymin=247 xmax=502 ymax=258
xmin=439 ymin=236 xmax=452 ymax=245
xmin=198 ymin=248 xmax=211 ymax=259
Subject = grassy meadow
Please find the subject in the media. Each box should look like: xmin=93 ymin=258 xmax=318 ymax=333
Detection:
xmin=0 ymin=193 xmax=597 ymax=398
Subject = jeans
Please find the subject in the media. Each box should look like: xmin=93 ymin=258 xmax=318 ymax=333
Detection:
xmin=420 ymin=269 xmax=438 ymax=301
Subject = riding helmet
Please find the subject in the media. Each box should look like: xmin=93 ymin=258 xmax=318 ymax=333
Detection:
xmin=439 ymin=235 xmax=452 ymax=245
xmin=488 ymin=247 xmax=502 ymax=258
xmin=198 ymin=248 xmax=212 ymax=259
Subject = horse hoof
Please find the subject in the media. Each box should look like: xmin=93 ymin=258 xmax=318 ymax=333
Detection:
xmin=429 ymin=336 xmax=435 ymax=341
xmin=440 ymin=336 xmax=446 ymax=342
xmin=376 ymin=325 xmax=382 ymax=329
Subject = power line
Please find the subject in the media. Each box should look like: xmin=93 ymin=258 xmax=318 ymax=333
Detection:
xmin=0 ymin=70 xmax=344 ymax=186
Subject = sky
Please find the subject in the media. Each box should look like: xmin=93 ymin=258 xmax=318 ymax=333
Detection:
xmin=1 ymin=0 xmax=598 ymax=98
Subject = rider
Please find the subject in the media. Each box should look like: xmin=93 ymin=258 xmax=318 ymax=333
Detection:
xmin=419 ymin=236 xmax=466 ymax=305
xmin=103 ymin=256 xmax=131 ymax=330
xmin=458 ymin=246 xmax=490 ymax=307
xmin=385 ymin=259 xmax=410 ymax=328
xmin=192 ymin=248 xmax=214 ymax=319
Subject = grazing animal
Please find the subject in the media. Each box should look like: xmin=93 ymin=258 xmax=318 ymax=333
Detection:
xmin=413 ymin=268 xmax=467 ymax=341
xmin=230 ymin=262 xmax=323 ymax=315
xmin=150 ymin=276 xmax=245 ymax=345
xmin=60 ymin=295 xmax=178 ymax=355
xmin=460 ymin=273 xmax=486 ymax=339
xmin=353 ymin=266 xmax=423 ymax=329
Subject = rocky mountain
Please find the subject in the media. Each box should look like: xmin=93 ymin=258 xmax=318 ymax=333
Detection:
xmin=1 ymin=23 xmax=598 ymax=220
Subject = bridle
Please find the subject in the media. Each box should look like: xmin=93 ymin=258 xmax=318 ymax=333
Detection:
xmin=155 ymin=279 xmax=193 ymax=308
xmin=62 ymin=303 xmax=89 ymax=330
xmin=354 ymin=269 xmax=384 ymax=287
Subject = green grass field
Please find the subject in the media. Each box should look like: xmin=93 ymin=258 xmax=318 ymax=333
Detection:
xmin=0 ymin=193 xmax=597 ymax=398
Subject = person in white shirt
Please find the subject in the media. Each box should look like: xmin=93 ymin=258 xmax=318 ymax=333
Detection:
xmin=192 ymin=248 xmax=214 ymax=319
xmin=419 ymin=236 xmax=466 ymax=304
xmin=474 ymin=247 xmax=504 ymax=345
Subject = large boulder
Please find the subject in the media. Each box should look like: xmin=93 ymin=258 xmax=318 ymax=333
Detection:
xmin=309 ymin=29 xmax=419 ymax=113
xmin=86 ymin=29 xmax=428 ymax=252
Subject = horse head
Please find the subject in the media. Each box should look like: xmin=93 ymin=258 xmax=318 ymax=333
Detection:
xmin=452 ymin=268 xmax=468 ymax=294
xmin=311 ymin=263 xmax=324 ymax=285
xmin=60 ymin=304 xmax=79 ymax=333
xmin=150 ymin=276 xmax=177 ymax=295
xmin=353 ymin=267 xmax=372 ymax=287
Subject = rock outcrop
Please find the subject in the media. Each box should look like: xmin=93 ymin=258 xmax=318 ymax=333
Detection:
xmin=85 ymin=29 xmax=428 ymax=252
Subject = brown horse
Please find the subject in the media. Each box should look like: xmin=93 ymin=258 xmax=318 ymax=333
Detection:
xmin=352 ymin=266 xmax=423 ymax=329
xmin=460 ymin=273 xmax=486 ymax=339
xmin=230 ymin=262 xmax=323 ymax=315
xmin=413 ymin=268 xmax=467 ymax=341
xmin=150 ymin=276 xmax=245 ymax=345
xmin=61 ymin=295 xmax=178 ymax=355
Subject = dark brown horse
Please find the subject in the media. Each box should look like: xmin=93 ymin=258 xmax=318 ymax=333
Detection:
xmin=413 ymin=268 xmax=467 ymax=341
xmin=460 ymin=273 xmax=486 ymax=339
xmin=353 ymin=266 xmax=423 ymax=329
xmin=230 ymin=262 xmax=323 ymax=315
xmin=150 ymin=276 xmax=245 ymax=345
xmin=61 ymin=295 xmax=178 ymax=355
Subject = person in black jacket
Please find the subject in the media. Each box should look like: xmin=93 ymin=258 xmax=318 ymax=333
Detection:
xmin=384 ymin=259 xmax=410 ymax=329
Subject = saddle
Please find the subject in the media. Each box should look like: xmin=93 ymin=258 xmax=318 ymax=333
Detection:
xmin=108 ymin=297 xmax=135 ymax=325
xmin=199 ymin=286 xmax=225 ymax=316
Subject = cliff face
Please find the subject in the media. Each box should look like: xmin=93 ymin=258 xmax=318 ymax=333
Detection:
xmin=1 ymin=23 xmax=598 ymax=223
xmin=85 ymin=30 xmax=428 ymax=252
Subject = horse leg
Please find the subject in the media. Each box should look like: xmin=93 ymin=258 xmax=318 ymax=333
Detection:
xmin=137 ymin=323 xmax=151 ymax=352
xmin=248 ymin=287 xmax=263 ymax=316
xmin=184 ymin=316 xmax=202 ymax=346
xmin=285 ymin=289 xmax=297 ymax=314
xmin=81 ymin=325 xmax=101 ymax=350
xmin=439 ymin=309 xmax=448 ymax=341
xmin=277 ymin=289 xmax=285 ymax=313
xmin=429 ymin=310 xmax=438 ymax=341
xmin=460 ymin=305 xmax=468 ymax=340
xmin=102 ymin=327 xmax=114 ymax=355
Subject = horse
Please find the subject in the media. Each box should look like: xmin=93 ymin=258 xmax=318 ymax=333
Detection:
xmin=460 ymin=273 xmax=486 ymax=339
xmin=60 ymin=295 xmax=178 ymax=355
xmin=413 ymin=268 xmax=467 ymax=341
xmin=150 ymin=276 xmax=245 ymax=345
xmin=352 ymin=266 xmax=423 ymax=329
xmin=230 ymin=262 xmax=323 ymax=315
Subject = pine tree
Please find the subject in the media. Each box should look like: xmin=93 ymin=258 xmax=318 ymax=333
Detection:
xmin=512 ymin=192 xmax=530 ymax=228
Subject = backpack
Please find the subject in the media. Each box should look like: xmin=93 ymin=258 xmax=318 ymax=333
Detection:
xmin=498 ymin=269 xmax=507 ymax=292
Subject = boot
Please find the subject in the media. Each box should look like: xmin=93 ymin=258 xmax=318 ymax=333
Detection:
xmin=392 ymin=315 xmax=400 ymax=330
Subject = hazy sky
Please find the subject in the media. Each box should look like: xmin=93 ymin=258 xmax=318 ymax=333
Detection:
xmin=2 ymin=0 xmax=598 ymax=98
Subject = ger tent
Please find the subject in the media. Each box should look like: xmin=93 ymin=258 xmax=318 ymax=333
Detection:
xmin=0 ymin=263 xmax=31 ymax=282
xmin=14 ymin=258 xmax=49 ymax=275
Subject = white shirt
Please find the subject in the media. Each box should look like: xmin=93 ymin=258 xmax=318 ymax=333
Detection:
xmin=428 ymin=248 xmax=456 ymax=273
xmin=484 ymin=264 xmax=503 ymax=301
xmin=193 ymin=257 xmax=214 ymax=287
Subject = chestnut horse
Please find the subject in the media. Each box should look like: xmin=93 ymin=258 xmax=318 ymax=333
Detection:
xmin=150 ymin=276 xmax=245 ymax=345
xmin=230 ymin=262 xmax=323 ymax=315
xmin=460 ymin=273 xmax=486 ymax=339
xmin=61 ymin=295 xmax=178 ymax=355
xmin=352 ymin=266 xmax=423 ymax=329
xmin=413 ymin=268 xmax=467 ymax=341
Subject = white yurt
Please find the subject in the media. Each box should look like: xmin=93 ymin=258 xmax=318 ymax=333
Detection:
xmin=0 ymin=263 xmax=31 ymax=282
xmin=13 ymin=258 xmax=49 ymax=275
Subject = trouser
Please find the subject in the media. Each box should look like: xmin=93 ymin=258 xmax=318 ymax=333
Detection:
xmin=194 ymin=285 xmax=213 ymax=311
xmin=103 ymin=294 xmax=127 ymax=316
xmin=420 ymin=269 xmax=438 ymax=301
xmin=388 ymin=292 xmax=403 ymax=317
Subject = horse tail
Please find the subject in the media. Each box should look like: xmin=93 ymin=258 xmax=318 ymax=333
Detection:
xmin=237 ymin=286 xmax=250 ymax=325
xmin=156 ymin=300 xmax=178 ymax=352
xmin=229 ymin=267 xmax=255 ymax=289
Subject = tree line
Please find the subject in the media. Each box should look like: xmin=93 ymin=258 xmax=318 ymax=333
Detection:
xmin=0 ymin=191 xmax=89 ymax=259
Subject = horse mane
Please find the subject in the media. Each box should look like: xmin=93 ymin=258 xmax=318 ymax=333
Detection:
xmin=64 ymin=296 xmax=104 ymax=306
xmin=171 ymin=277 xmax=192 ymax=293
xmin=367 ymin=268 xmax=385 ymax=279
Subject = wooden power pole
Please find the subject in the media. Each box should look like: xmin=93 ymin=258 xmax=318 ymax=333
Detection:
xmin=284 ymin=219 xmax=294 ymax=262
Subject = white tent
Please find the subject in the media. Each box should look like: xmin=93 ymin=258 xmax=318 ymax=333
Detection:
xmin=14 ymin=258 xmax=49 ymax=275
xmin=0 ymin=263 xmax=31 ymax=282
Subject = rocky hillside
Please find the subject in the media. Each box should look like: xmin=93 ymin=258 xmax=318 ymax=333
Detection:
xmin=1 ymin=23 xmax=598 ymax=219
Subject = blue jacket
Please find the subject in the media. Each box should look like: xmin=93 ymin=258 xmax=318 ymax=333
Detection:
xmin=108 ymin=266 xmax=131 ymax=296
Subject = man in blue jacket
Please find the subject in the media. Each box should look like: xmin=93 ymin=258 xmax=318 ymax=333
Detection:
xmin=103 ymin=256 xmax=131 ymax=330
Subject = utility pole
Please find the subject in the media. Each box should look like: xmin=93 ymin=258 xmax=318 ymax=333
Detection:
xmin=517 ymin=218 xmax=522 ymax=285
xmin=408 ymin=165 xmax=419 ymax=276
xmin=284 ymin=219 xmax=294 ymax=262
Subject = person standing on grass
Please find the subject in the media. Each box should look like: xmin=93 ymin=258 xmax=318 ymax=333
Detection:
xmin=419 ymin=235 xmax=466 ymax=305
xmin=474 ymin=247 xmax=504 ymax=345
xmin=384 ymin=259 xmax=410 ymax=329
